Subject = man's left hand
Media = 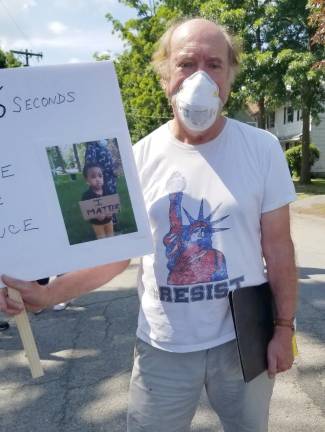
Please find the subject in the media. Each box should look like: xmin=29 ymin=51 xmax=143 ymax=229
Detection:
xmin=267 ymin=326 xmax=294 ymax=378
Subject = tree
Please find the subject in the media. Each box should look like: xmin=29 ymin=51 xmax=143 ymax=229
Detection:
xmin=308 ymin=0 xmax=325 ymax=46
xmin=200 ymin=1 xmax=294 ymax=128
xmin=0 ymin=48 xmax=22 ymax=69
xmin=200 ymin=0 xmax=324 ymax=183
xmin=105 ymin=3 xmax=181 ymax=143
xmin=54 ymin=146 xmax=66 ymax=172
xmin=73 ymin=144 xmax=82 ymax=172
xmin=269 ymin=0 xmax=325 ymax=183
xmin=104 ymin=1 xmax=324 ymax=183
xmin=308 ymin=0 xmax=325 ymax=69
xmin=93 ymin=51 xmax=111 ymax=62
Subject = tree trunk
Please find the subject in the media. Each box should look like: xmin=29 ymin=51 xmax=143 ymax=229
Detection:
xmin=55 ymin=146 xmax=66 ymax=172
xmin=300 ymin=108 xmax=311 ymax=184
xmin=257 ymin=97 xmax=266 ymax=129
xmin=255 ymin=21 xmax=266 ymax=130
xmin=73 ymin=144 xmax=82 ymax=172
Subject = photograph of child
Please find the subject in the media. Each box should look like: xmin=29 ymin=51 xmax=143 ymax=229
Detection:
xmin=81 ymin=162 xmax=114 ymax=239
xmin=47 ymin=138 xmax=137 ymax=245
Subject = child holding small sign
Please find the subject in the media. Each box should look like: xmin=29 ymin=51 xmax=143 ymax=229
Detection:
xmin=81 ymin=163 xmax=114 ymax=239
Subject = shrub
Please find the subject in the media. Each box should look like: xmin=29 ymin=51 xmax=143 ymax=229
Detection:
xmin=285 ymin=143 xmax=320 ymax=177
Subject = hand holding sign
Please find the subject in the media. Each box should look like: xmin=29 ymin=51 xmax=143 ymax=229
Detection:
xmin=0 ymin=276 xmax=48 ymax=379
xmin=7 ymin=288 xmax=44 ymax=378
xmin=2 ymin=276 xmax=50 ymax=313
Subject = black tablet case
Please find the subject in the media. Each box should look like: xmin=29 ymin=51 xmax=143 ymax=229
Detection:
xmin=229 ymin=282 xmax=274 ymax=383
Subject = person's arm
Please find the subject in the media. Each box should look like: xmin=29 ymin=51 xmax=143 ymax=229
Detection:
xmin=261 ymin=204 xmax=297 ymax=378
xmin=0 ymin=260 xmax=130 ymax=315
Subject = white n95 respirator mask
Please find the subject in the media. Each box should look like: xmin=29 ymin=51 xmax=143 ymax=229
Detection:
xmin=172 ymin=71 xmax=223 ymax=133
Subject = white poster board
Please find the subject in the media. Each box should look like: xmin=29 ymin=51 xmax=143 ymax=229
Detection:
xmin=0 ymin=61 xmax=153 ymax=287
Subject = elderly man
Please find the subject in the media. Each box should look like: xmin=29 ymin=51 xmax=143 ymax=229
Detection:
xmin=0 ymin=18 xmax=297 ymax=432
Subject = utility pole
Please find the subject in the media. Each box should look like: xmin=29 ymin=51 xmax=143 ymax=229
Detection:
xmin=10 ymin=49 xmax=43 ymax=66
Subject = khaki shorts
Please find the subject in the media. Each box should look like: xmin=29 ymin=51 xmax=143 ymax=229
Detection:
xmin=127 ymin=338 xmax=274 ymax=432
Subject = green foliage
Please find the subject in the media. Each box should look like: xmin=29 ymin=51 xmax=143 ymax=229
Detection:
xmin=105 ymin=4 xmax=179 ymax=143
xmin=308 ymin=0 xmax=325 ymax=46
xmin=163 ymin=0 xmax=208 ymax=15
xmin=285 ymin=143 xmax=320 ymax=176
xmin=200 ymin=0 xmax=324 ymax=183
xmin=268 ymin=0 xmax=325 ymax=183
xmin=0 ymin=50 xmax=7 ymax=68
xmin=202 ymin=1 xmax=325 ymax=118
xmin=200 ymin=0 xmax=290 ymax=126
xmin=0 ymin=48 xmax=22 ymax=68
xmin=278 ymin=49 xmax=325 ymax=119
xmin=269 ymin=1 xmax=325 ymax=118
xmin=93 ymin=51 xmax=111 ymax=61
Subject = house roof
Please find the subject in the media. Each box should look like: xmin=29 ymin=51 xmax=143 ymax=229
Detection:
xmin=278 ymin=133 xmax=302 ymax=142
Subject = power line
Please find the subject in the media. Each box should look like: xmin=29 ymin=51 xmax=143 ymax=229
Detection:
xmin=0 ymin=0 xmax=31 ymax=44
xmin=10 ymin=49 xmax=43 ymax=66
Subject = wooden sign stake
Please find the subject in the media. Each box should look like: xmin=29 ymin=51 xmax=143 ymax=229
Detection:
xmin=8 ymin=288 xmax=44 ymax=378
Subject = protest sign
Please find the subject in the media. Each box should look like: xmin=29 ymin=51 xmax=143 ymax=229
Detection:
xmin=0 ymin=62 xmax=153 ymax=377
xmin=0 ymin=61 xmax=153 ymax=285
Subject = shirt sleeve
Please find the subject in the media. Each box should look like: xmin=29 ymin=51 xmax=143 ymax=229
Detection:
xmin=261 ymin=137 xmax=296 ymax=213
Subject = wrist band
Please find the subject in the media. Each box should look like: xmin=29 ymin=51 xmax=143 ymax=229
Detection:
xmin=274 ymin=318 xmax=295 ymax=331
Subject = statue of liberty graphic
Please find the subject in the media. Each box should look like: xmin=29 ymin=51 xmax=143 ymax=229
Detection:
xmin=163 ymin=176 xmax=229 ymax=285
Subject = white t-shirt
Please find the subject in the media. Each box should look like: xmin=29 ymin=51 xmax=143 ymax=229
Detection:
xmin=133 ymin=118 xmax=296 ymax=353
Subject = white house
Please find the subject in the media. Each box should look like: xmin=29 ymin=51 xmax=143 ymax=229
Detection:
xmin=265 ymin=105 xmax=325 ymax=176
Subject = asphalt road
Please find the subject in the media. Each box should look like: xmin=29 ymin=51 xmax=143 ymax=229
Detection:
xmin=0 ymin=199 xmax=324 ymax=432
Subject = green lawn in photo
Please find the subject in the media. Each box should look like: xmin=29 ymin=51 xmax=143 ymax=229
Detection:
xmin=53 ymin=173 xmax=138 ymax=245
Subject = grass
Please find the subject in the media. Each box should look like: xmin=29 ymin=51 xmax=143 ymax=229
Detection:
xmin=293 ymin=178 xmax=325 ymax=199
xmin=292 ymin=178 xmax=325 ymax=217
xmin=53 ymin=173 xmax=137 ymax=245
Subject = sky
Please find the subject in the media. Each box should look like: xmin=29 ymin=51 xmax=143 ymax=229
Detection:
xmin=0 ymin=0 xmax=137 ymax=66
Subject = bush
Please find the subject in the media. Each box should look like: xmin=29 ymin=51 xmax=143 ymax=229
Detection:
xmin=285 ymin=143 xmax=320 ymax=177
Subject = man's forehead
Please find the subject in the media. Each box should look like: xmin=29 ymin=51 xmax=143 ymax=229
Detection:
xmin=172 ymin=19 xmax=219 ymax=38
xmin=170 ymin=22 xmax=228 ymax=57
xmin=170 ymin=39 xmax=228 ymax=63
xmin=173 ymin=46 xmax=225 ymax=60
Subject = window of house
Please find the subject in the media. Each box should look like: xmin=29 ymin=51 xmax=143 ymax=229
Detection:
xmin=287 ymin=106 xmax=294 ymax=122
xmin=283 ymin=107 xmax=287 ymax=124
xmin=297 ymin=110 xmax=301 ymax=121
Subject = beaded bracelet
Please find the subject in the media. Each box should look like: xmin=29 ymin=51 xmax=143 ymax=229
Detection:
xmin=274 ymin=318 xmax=295 ymax=331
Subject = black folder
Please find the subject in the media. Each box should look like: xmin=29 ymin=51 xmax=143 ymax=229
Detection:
xmin=229 ymin=282 xmax=274 ymax=383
